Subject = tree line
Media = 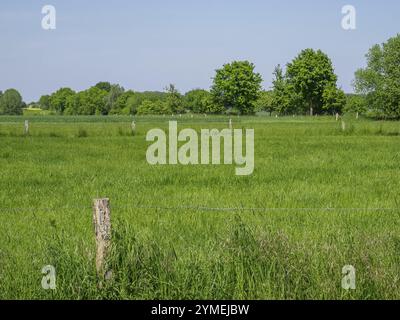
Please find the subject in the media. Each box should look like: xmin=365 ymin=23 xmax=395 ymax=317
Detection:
xmin=1 ymin=34 xmax=399 ymax=118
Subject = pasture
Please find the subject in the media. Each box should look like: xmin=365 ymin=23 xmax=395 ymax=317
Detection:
xmin=0 ymin=115 xmax=399 ymax=299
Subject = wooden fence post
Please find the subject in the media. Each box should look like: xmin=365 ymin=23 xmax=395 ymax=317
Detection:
xmin=336 ymin=113 xmax=339 ymax=121
xmin=229 ymin=118 xmax=232 ymax=129
xmin=93 ymin=198 xmax=112 ymax=276
xmin=24 ymin=120 xmax=29 ymax=135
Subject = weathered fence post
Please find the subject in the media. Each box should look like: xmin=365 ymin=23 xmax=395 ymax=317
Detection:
xmin=336 ymin=113 xmax=339 ymax=121
xmin=356 ymin=112 xmax=359 ymax=120
xmin=229 ymin=118 xmax=232 ymax=129
xmin=24 ymin=120 xmax=29 ymax=135
xmin=93 ymin=198 xmax=112 ymax=277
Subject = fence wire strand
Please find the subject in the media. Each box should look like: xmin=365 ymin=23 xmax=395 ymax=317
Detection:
xmin=0 ymin=204 xmax=398 ymax=213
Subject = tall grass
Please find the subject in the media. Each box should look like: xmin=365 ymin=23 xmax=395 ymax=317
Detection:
xmin=0 ymin=116 xmax=399 ymax=299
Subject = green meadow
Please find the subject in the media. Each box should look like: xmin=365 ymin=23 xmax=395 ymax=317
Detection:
xmin=0 ymin=115 xmax=399 ymax=299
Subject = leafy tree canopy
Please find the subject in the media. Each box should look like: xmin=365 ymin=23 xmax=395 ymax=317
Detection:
xmin=211 ymin=61 xmax=263 ymax=115
xmin=94 ymin=82 xmax=112 ymax=93
xmin=286 ymin=49 xmax=338 ymax=115
xmin=255 ymin=91 xmax=274 ymax=114
xmin=104 ymin=84 xmax=125 ymax=114
xmin=184 ymin=89 xmax=211 ymax=113
xmin=165 ymin=84 xmax=184 ymax=114
xmin=0 ymin=88 xmax=24 ymax=115
xmin=136 ymin=99 xmax=170 ymax=115
xmin=49 ymin=88 xmax=75 ymax=114
xmin=39 ymin=95 xmax=51 ymax=110
xmin=344 ymin=94 xmax=367 ymax=115
xmin=64 ymin=87 xmax=107 ymax=115
xmin=354 ymin=34 xmax=400 ymax=118
xmin=322 ymin=85 xmax=346 ymax=114
xmin=110 ymin=90 xmax=136 ymax=115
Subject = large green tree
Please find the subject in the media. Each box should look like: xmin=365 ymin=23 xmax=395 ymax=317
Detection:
xmin=286 ymin=49 xmax=338 ymax=115
xmin=123 ymin=91 xmax=167 ymax=114
xmin=49 ymin=88 xmax=75 ymax=114
xmin=322 ymin=85 xmax=346 ymax=114
xmin=104 ymin=84 xmax=125 ymax=114
xmin=270 ymin=65 xmax=305 ymax=115
xmin=344 ymin=94 xmax=367 ymax=117
xmin=211 ymin=61 xmax=262 ymax=115
xmin=354 ymin=34 xmax=400 ymax=118
xmin=136 ymin=99 xmax=170 ymax=115
xmin=271 ymin=65 xmax=292 ymax=114
xmin=39 ymin=95 xmax=51 ymax=110
xmin=184 ymin=89 xmax=211 ymax=113
xmin=110 ymin=90 xmax=136 ymax=114
xmin=255 ymin=91 xmax=274 ymax=115
xmin=94 ymin=82 xmax=112 ymax=93
xmin=64 ymin=87 xmax=107 ymax=115
xmin=0 ymin=89 xmax=24 ymax=115
xmin=165 ymin=84 xmax=184 ymax=114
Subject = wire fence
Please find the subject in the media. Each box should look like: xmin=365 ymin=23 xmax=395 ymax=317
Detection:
xmin=0 ymin=203 xmax=399 ymax=213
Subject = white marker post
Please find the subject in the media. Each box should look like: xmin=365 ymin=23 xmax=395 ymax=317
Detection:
xmin=24 ymin=120 xmax=29 ymax=135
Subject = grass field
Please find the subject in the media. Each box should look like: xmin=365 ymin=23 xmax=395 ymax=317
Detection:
xmin=0 ymin=115 xmax=399 ymax=299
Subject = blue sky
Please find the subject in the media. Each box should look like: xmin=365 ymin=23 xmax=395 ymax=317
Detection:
xmin=0 ymin=0 xmax=399 ymax=102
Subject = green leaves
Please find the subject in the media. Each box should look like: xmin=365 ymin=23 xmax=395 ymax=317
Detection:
xmin=49 ymin=88 xmax=75 ymax=114
xmin=354 ymin=34 xmax=400 ymax=118
xmin=165 ymin=84 xmax=184 ymax=114
xmin=322 ymin=85 xmax=346 ymax=114
xmin=64 ymin=87 xmax=107 ymax=115
xmin=184 ymin=89 xmax=210 ymax=114
xmin=254 ymin=91 xmax=274 ymax=114
xmin=0 ymin=89 xmax=24 ymax=115
xmin=136 ymin=99 xmax=169 ymax=115
xmin=344 ymin=94 xmax=367 ymax=114
xmin=270 ymin=49 xmax=343 ymax=116
xmin=286 ymin=49 xmax=339 ymax=115
xmin=211 ymin=61 xmax=263 ymax=115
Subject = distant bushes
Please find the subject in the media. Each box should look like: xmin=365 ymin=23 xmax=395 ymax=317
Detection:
xmin=0 ymin=89 xmax=24 ymax=115
xmin=2 ymin=34 xmax=400 ymax=118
